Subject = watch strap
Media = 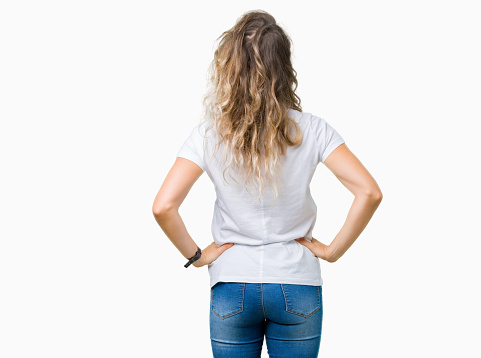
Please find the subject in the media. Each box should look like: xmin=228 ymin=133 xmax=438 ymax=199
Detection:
xmin=184 ymin=246 xmax=202 ymax=268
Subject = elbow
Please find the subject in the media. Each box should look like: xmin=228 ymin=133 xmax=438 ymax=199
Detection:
xmin=372 ymin=190 xmax=383 ymax=203
xmin=326 ymin=247 xmax=339 ymax=263
xmin=327 ymin=256 xmax=338 ymax=263
xmin=364 ymin=188 xmax=383 ymax=203
xmin=152 ymin=202 xmax=176 ymax=217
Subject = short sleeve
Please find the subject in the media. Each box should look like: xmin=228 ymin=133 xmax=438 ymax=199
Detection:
xmin=176 ymin=124 xmax=206 ymax=171
xmin=310 ymin=115 xmax=345 ymax=163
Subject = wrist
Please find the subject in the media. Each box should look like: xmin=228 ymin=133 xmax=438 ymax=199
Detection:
xmin=184 ymin=246 xmax=202 ymax=268
xmin=192 ymin=252 xmax=204 ymax=268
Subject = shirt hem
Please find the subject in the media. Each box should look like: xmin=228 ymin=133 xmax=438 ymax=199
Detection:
xmin=210 ymin=275 xmax=323 ymax=289
xmin=321 ymin=138 xmax=345 ymax=163
xmin=176 ymin=154 xmax=206 ymax=172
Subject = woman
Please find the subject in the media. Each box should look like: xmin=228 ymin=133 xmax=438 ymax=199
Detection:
xmin=153 ymin=9 xmax=382 ymax=358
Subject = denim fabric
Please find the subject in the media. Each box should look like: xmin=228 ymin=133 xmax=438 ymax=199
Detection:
xmin=210 ymin=282 xmax=323 ymax=357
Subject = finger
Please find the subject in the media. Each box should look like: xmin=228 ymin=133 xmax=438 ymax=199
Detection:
xmin=295 ymin=238 xmax=313 ymax=249
xmin=308 ymin=237 xmax=323 ymax=246
xmin=217 ymin=243 xmax=234 ymax=252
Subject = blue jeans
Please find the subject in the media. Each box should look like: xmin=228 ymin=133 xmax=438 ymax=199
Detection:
xmin=210 ymin=282 xmax=323 ymax=357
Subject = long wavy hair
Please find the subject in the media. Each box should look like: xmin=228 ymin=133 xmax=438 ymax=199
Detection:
xmin=201 ymin=10 xmax=303 ymax=203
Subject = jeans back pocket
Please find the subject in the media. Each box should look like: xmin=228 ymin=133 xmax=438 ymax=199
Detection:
xmin=281 ymin=284 xmax=321 ymax=318
xmin=211 ymin=282 xmax=245 ymax=319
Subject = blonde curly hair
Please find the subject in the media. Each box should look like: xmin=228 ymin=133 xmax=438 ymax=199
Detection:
xmin=201 ymin=10 xmax=303 ymax=203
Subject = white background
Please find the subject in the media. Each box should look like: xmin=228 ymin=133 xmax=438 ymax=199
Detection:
xmin=1 ymin=1 xmax=480 ymax=357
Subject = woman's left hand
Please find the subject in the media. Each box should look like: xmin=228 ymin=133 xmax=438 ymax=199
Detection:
xmin=192 ymin=241 xmax=235 ymax=268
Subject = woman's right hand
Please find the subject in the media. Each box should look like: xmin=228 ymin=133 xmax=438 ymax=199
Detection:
xmin=295 ymin=237 xmax=334 ymax=262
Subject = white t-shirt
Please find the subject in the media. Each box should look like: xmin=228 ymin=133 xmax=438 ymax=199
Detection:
xmin=176 ymin=108 xmax=345 ymax=288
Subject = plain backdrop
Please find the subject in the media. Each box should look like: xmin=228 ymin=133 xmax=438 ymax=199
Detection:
xmin=1 ymin=1 xmax=480 ymax=357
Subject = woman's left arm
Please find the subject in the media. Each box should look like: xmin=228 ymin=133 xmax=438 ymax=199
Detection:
xmin=152 ymin=157 xmax=233 ymax=268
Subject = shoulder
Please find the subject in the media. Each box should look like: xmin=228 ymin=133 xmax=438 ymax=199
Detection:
xmin=288 ymin=108 xmax=319 ymax=129
xmin=287 ymin=108 xmax=303 ymax=123
xmin=186 ymin=121 xmax=209 ymax=142
xmin=191 ymin=120 xmax=207 ymax=134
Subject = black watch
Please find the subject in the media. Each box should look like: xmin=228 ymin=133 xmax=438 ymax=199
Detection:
xmin=184 ymin=246 xmax=202 ymax=268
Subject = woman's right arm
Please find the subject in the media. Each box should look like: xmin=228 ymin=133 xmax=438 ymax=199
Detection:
xmin=321 ymin=143 xmax=383 ymax=262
